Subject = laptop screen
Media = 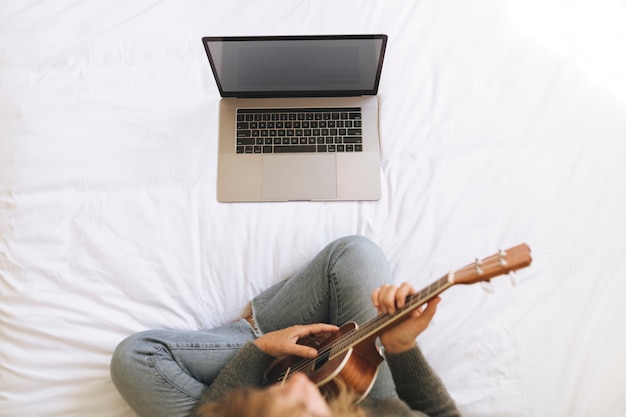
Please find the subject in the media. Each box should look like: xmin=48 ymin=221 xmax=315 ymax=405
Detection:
xmin=202 ymin=35 xmax=387 ymax=98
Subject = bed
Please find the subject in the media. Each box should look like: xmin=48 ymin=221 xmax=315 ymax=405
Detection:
xmin=2 ymin=1 xmax=626 ymax=416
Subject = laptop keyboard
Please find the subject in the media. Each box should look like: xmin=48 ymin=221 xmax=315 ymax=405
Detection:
xmin=235 ymin=107 xmax=363 ymax=154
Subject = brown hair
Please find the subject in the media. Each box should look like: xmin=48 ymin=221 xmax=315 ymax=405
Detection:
xmin=199 ymin=381 xmax=365 ymax=417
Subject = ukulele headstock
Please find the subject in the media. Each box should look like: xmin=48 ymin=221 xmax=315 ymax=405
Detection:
xmin=450 ymin=243 xmax=532 ymax=285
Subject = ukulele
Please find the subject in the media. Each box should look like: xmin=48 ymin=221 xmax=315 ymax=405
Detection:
xmin=265 ymin=243 xmax=532 ymax=401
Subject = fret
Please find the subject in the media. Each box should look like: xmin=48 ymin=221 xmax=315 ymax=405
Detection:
xmin=328 ymin=244 xmax=531 ymax=360
xmin=266 ymin=243 xmax=532 ymax=398
xmin=329 ymin=273 xmax=455 ymax=359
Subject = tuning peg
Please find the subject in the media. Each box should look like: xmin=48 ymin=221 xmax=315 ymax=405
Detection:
xmin=509 ymin=270 xmax=517 ymax=287
xmin=474 ymin=258 xmax=484 ymax=275
xmin=497 ymin=250 xmax=508 ymax=267
xmin=481 ymin=279 xmax=494 ymax=293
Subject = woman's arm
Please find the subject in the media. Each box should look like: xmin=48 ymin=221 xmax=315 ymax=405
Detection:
xmin=190 ymin=322 xmax=338 ymax=416
xmin=386 ymin=346 xmax=460 ymax=417
xmin=373 ymin=283 xmax=461 ymax=417
xmin=190 ymin=342 xmax=274 ymax=416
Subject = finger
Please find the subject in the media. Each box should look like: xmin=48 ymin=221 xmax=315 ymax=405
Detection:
xmin=421 ymin=296 xmax=441 ymax=320
xmin=409 ymin=296 xmax=440 ymax=322
xmin=284 ymin=343 xmax=319 ymax=359
xmin=371 ymin=288 xmax=381 ymax=309
xmin=380 ymin=284 xmax=399 ymax=314
xmin=309 ymin=323 xmax=339 ymax=335
xmin=395 ymin=282 xmax=416 ymax=309
xmin=293 ymin=323 xmax=338 ymax=339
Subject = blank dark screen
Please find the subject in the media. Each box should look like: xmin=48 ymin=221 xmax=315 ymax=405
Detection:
xmin=204 ymin=36 xmax=386 ymax=96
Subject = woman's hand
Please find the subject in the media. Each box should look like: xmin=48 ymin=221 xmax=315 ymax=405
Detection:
xmin=253 ymin=323 xmax=339 ymax=359
xmin=372 ymin=282 xmax=440 ymax=354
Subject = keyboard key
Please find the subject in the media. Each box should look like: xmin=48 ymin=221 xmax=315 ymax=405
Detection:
xmin=274 ymin=145 xmax=317 ymax=153
xmin=236 ymin=108 xmax=362 ymax=154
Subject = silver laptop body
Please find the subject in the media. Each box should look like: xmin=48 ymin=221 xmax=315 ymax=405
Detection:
xmin=202 ymin=35 xmax=388 ymax=202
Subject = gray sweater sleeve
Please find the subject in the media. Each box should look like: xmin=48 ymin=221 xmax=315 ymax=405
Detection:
xmin=384 ymin=346 xmax=461 ymax=417
xmin=189 ymin=342 xmax=275 ymax=417
xmin=190 ymin=343 xmax=460 ymax=417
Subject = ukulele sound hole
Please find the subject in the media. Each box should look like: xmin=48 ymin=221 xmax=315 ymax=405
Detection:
xmin=312 ymin=354 xmax=329 ymax=371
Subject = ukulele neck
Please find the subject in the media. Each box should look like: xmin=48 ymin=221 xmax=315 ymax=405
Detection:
xmin=331 ymin=274 xmax=454 ymax=358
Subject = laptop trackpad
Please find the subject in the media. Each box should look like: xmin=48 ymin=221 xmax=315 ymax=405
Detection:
xmin=262 ymin=154 xmax=337 ymax=200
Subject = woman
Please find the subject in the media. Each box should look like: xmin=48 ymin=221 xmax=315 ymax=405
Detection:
xmin=110 ymin=236 xmax=460 ymax=417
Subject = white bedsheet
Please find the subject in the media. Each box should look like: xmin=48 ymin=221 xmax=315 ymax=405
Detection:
xmin=2 ymin=1 xmax=626 ymax=416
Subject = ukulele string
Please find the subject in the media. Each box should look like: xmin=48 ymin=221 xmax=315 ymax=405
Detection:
xmin=273 ymin=293 xmax=430 ymax=382
xmin=274 ymin=276 xmax=451 ymax=382
xmin=275 ymin=256 xmax=509 ymax=383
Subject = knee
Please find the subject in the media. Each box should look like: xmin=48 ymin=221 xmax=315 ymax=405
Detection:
xmin=335 ymin=235 xmax=387 ymax=263
xmin=333 ymin=235 xmax=376 ymax=250
xmin=330 ymin=235 xmax=391 ymax=282
xmin=110 ymin=331 xmax=156 ymax=387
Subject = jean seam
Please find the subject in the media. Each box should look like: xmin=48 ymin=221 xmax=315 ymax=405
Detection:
xmin=327 ymin=241 xmax=350 ymax=325
xmin=149 ymin=345 xmax=203 ymax=401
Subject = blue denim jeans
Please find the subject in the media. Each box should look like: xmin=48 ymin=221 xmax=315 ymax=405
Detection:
xmin=110 ymin=236 xmax=396 ymax=417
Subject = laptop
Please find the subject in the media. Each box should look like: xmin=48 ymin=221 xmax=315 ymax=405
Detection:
xmin=201 ymin=34 xmax=388 ymax=202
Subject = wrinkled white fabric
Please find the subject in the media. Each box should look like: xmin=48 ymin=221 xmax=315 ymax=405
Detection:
xmin=1 ymin=1 xmax=625 ymax=416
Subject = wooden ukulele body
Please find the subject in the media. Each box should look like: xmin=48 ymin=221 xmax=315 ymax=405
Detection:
xmin=265 ymin=244 xmax=532 ymax=402
xmin=265 ymin=321 xmax=384 ymax=401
